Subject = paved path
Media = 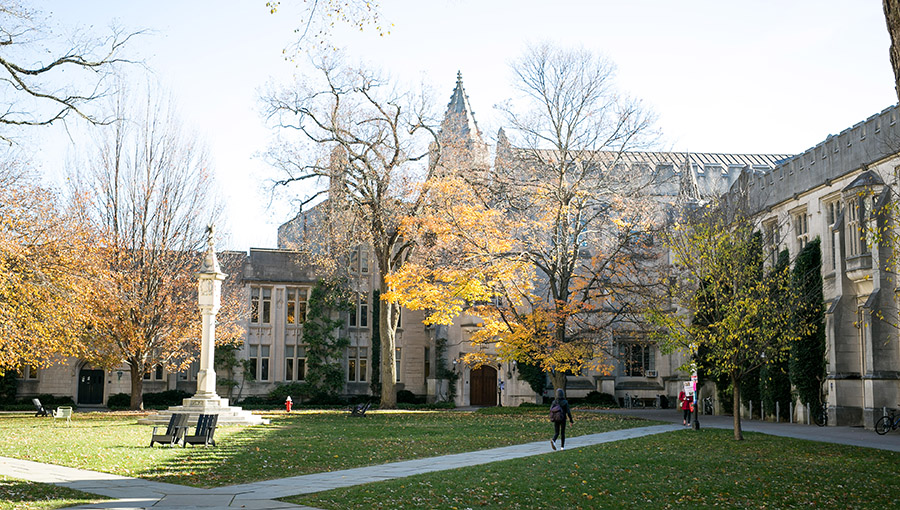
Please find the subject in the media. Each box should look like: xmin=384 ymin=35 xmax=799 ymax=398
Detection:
xmin=0 ymin=424 xmax=679 ymax=510
xmin=3 ymin=410 xmax=900 ymax=510
xmin=602 ymin=407 xmax=900 ymax=452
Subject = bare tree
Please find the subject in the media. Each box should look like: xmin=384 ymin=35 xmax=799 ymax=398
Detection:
xmin=485 ymin=44 xmax=663 ymax=390
xmin=71 ymin=83 xmax=224 ymax=410
xmin=266 ymin=0 xmax=388 ymax=53
xmin=0 ymin=1 xmax=138 ymax=142
xmin=885 ymin=0 xmax=900 ymax=102
xmin=263 ymin=56 xmax=439 ymax=408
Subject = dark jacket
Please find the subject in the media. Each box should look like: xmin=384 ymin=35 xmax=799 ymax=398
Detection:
xmin=555 ymin=398 xmax=574 ymax=423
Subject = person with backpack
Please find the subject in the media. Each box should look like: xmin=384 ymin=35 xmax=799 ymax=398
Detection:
xmin=550 ymin=388 xmax=574 ymax=451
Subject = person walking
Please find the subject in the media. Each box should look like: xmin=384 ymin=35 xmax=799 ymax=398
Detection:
xmin=679 ymin=388 xmax=693 ymax=426
xmin=550 ymin=388 xmax=574 ymax=451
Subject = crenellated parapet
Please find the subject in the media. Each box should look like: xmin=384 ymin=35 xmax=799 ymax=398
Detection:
xmin=729 ymin=104 xmax=900 ymax=212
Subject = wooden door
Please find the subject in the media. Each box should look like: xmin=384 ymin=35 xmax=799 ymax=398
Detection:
xmin=469 ymin=366 xmax=497 ymax=406
xmin=78 ymin=369 xmax=105 ymax=405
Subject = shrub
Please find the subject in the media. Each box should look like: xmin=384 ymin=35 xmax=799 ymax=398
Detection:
xmin=583 ymin=391 xmax=618 ymax=407
xmin=397 ymin=401 xmax=455 ymax=410
xmin=268 ymin=383 xmax=307 ymax=402
xmin=143 ymin=389 xmax=193 ymax=407
xmin=396 ymin=389 xmax=421 ymax=404
xmin=107 ymin=393 xmax=131 ymax=409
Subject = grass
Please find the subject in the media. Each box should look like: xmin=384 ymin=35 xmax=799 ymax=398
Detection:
xmin=289 ymin=427 xmax=900 ymax=509
xmin=0 ymin=408 xmax=649 ymax=488
xmin=0 ymin=476 xmax=108 ymax=510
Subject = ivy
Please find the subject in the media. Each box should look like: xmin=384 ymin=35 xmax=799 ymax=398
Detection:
xmin=370 ymin=290 xmax=382 ymax=398
xmin=516 ymin=361 xmax=547 ymax=396
xmin=434 ymin=336 xmax=458 ymax=401
xmin=790 ymin=239 xmax=826 ymax=407
xmin=760 ymin=249 xmax=792 ymax=415
xmin=302 ymin=278 xmax=352 ymax=400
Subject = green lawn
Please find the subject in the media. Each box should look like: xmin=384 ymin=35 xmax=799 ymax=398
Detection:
xmin=0 ymin=476 xmax=108 ymax=510
xmin=0 ymin=408 xmax=647 ymax=488
xmin=290 ymin=427 xmax=900 ymax=509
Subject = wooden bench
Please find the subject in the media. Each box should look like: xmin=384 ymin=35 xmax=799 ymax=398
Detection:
xmin=32 ymin=398 xmax=49 ymax=417
xmin=52 ymin=406 xmax=73 ymax=425
xmin=183 ymin=414 xmax=218 ymax=447
xmin=350 ymin=401 xmax=371 ymax=417
xmin=150 ymin=413 xmax=189 ymax=447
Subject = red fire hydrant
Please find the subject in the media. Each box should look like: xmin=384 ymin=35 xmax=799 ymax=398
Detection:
xmin=285 ymin=396 xmax=293 ymax=412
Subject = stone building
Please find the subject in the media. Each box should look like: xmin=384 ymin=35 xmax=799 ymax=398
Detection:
xmin=726 ymin=104 xmax=900 ymax=428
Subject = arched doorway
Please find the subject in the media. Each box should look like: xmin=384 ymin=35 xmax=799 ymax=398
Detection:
xmin=469 ymin=365 xmax=497 ymax=406
xmin=78 ymin=368 xmax=105 ymax=405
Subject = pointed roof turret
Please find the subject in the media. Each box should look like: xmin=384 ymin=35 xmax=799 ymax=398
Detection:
xmin=441 ymin=71 xmax=482 ymax=141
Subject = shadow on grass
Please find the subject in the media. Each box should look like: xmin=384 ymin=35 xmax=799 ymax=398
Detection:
xmin=0 ymin=476 xmax=109 ymax=510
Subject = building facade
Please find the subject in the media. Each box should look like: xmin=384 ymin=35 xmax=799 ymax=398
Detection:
xmin=727 ymin=105 xmax=900 ymax=428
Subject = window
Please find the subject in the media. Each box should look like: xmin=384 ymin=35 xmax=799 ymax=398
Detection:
xmin=285 ymin=345 xmax=307 ymax=381
xmin=349 ymin=292 xmax=369 ymax=328
xmin=250 ymin=287 xmax=272 ymax=324
xmin=286 ymin=287 xmax=308 ymax=325
xmin=249 ymin=344 xmax=270 ymax=381
xmin=618 ymin=343 xmax=656 ymax=377
xmin=349 ymin=246 xmax=370 ymax=273
xmin=793 ymin=211 xmax=809 ymax=250
xmin=395 ymin=347 xmax=402 ymax=383
xmin=144 ymin=364 xmax=164 ymax=381
xmin=763 ymin=219 xmax=780 ymax=266
xmin=825 ymin=200 xmax=841 ymax=270
xmin=348 ymin=347 xmax=368 ymax=382
xmin=424 ymin=347 xmax=431 ymax=379
xmin=18 ymin=366 xmax=39 ymax=380
xmin=846 ymin=198 xmax=865 ymax=257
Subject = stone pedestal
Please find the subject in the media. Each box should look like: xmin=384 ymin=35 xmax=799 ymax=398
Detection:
xmin=139 ymin=226 xmax=268 ymax=427
xmin=138 ymin=397 xmax=269 ymax=426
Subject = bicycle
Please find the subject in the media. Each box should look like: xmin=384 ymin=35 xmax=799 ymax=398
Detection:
xmin=875 ymin=408 xmax=900 ymax=435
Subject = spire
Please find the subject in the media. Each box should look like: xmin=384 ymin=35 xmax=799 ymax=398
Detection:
xmin=441 ymin=71 xmax=481 ymax=141
xmin=677 ymin=152 xmax=701 ymax=205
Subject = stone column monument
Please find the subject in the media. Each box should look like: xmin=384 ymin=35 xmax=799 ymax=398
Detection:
xmin=138 ymin=226 xmax=267 ymax=426
xmin=195 ymin=225 xmax=227 ymax=400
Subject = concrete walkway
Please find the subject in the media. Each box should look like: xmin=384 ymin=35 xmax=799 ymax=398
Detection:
xmin=3 ymin=410 xmax=900 ymax=510
xmin=602 ymin=407 xmax=900 ymax=452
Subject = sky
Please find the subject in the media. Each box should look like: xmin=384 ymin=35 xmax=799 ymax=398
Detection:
xmin=28 ymin=1 xmax=899 ymax=251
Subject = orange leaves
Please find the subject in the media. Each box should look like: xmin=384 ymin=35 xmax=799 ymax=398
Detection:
xmin=0 ymin=164 xmax=99 ymax=372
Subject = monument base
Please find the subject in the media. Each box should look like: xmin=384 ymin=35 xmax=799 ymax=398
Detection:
xmin=137 ymin=396 xmax=269 ymax=426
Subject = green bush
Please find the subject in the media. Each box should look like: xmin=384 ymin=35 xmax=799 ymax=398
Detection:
xmin=30 ymin=394 xmax=75 ymax=407
xmin=397 ymin=402 xmax=455 ymax=410
xmin=583 ymin=391 xmax=618 ymax=407
xmin=143 ymin=389 xmax=193 ymax=407
xmin=107 ymin=393 xmax=131 ymax=409
xmin=396 ymin=389 xmax=422 ymax=404
xmin=268 ymin=383 xmax=307 ymax=402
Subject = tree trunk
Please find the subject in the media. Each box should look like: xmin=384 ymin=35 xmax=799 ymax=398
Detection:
xmin=379 ymin=298 xmax=397 ymax=408
xmin=129 ymin=361 xmax=145 ymax=411
xmin=550 ymin=371 xmax=567 ymax=398
xmin=732 ymin=374 xmax=743 ymax=440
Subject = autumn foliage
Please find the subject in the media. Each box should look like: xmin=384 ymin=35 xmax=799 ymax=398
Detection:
xmin=0 ymin=160 xmax=97 ymax=373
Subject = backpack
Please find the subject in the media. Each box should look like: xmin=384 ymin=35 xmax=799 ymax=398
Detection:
xmin=549 ymin=402 xmax=563 ymax=422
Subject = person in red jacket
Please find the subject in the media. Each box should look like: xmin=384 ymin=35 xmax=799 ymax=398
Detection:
xmin=679 ymin=389 xmax=693 ymax=426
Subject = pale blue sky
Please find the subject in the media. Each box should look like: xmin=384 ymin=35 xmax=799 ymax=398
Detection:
xmin=32 ymin=1 xmax=898 ymax=250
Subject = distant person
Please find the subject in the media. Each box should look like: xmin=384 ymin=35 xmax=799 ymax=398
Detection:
xmin=679 ymin=388 xmax=693 ymax=426
xmin=549 ymin=388 xmax=574 ymax=450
